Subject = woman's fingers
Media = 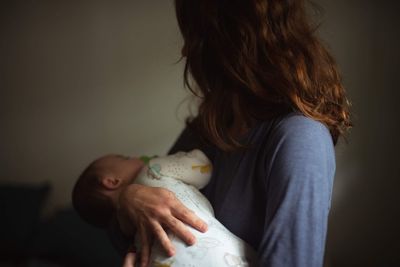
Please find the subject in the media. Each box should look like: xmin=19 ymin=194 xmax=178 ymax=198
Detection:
xmin=164 ymin=216 xmax=196 ymax=246
xmin=172 ymin=202 xmax=208 ymax=233
xmin=119 ymin=185 xmax=209 ymax=261
xmin=149 ymin=219 xmax=175 ymax=257
xmin=139 ymin=224 xmax=151 ymax=267
xmin=122 ymin=252 xmax=136 ymax=267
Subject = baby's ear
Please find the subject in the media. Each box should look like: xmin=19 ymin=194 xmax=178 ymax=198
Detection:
xmin=101 ymin=176 xmax=122 ymax=190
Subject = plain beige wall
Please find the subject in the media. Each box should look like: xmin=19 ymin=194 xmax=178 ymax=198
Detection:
xmin=1 ymin=1 xmax=399 ymax=266
xmin=0 ymin=0 xmax=191 ymax=213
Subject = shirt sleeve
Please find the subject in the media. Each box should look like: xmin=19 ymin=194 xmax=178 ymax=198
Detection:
xmin=257 ymin=115 xmax=336 ymax=267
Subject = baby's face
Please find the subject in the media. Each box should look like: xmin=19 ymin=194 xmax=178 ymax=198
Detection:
xmin=97 ymin=155 xmax=144 ymax=186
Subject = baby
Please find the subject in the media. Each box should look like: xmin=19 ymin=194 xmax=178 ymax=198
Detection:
xmin=72 ymin=149 xmax=256 ymax=267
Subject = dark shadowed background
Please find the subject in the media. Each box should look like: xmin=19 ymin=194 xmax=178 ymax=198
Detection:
xmin=1 ymin=1 xmax=399 ymax=267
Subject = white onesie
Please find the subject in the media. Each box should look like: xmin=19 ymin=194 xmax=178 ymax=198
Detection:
xmin=134 ymin=149 xmax=257 ymax=267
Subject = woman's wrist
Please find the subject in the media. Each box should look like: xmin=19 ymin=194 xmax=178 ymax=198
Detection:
xmin=116 ymin=184 xmax=141 ymax=237
xmin=116 ymin=211 xmax=137 ymax=237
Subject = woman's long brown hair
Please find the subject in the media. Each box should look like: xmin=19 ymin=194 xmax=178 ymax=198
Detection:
xmin=175 ymin=0 xmax=352 ymax=150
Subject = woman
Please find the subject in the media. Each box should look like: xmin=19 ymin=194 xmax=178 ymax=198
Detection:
xmin=114 ymin=0 xmax=352 ymax=266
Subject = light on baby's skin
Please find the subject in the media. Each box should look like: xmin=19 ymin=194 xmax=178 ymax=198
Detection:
xmin=115 ymin=155 xmax=130 ymax=160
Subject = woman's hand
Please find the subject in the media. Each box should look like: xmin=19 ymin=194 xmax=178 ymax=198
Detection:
xmin=122 ymin=251 xmax=136 ymax=267
xmin=118 ymin=183 xmax=208 ymax=267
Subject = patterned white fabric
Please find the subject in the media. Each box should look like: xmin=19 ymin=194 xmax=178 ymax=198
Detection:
xmin=134 ymin=149 xmax=257 ymax=267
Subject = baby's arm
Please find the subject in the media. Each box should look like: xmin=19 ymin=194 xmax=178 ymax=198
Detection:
xmin=148 ymin=149 xmax=212 ymax=189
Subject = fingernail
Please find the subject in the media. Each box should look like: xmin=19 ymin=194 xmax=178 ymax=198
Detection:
xmin=189 ymin=237 xmax=196 ymax=245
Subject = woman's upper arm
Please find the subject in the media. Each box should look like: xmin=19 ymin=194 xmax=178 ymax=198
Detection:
xmin=258 ymin=115 xmax=336 ymax=267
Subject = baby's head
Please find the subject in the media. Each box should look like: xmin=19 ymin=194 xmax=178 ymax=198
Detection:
xmin=72 ymin=154 xmax=144 ymax=228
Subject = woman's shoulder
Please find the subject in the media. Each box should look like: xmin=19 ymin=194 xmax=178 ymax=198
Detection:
xmin=254 ymin=112 xmax=335 ymax=170
xmin=275 ymin=112 xmax=330 ymax=135
xmin=265 ymin=112 xmax=334 ymax=147
xmin=257 ymin=112 xmax=336 ymax=187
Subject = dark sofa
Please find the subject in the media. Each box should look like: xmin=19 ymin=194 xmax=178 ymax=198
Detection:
xmin=0 ymin=183 xmax=122 ymax=267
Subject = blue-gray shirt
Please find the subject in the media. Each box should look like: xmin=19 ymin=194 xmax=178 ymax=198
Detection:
xmin=109 ymin=112 xmax=335 ymax=267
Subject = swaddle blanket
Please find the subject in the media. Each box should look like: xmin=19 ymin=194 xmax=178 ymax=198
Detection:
xmin=134 ymin=149 xmax=257 ymax=267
